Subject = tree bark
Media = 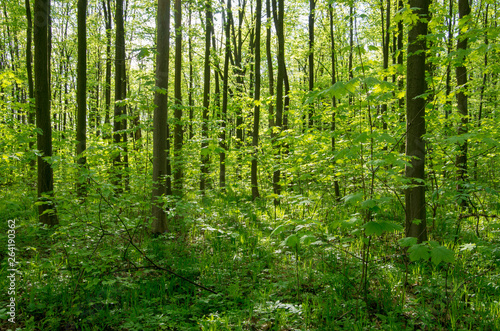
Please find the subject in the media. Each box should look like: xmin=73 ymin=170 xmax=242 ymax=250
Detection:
xmin=405 ymin=0 xmax=429 ymax=243
xmin=200 ymin=0 xmax=212 ymax=193
xmin=173 ymin=0 xmax=183 ymax=196
xmin=152 ymin=0 xmax=171 ymax=234
xmin=251 ymin=0 xmax=262 ymax=200
xmin=26 ymin=0 xmax=36 ymax=168
xmin=455 ymin=0 xmax=471 ymax=208
xmin=76 ymin=0 xmax=87 ymax=197
xmin=34 ymin=0 xmax=58 ymax=225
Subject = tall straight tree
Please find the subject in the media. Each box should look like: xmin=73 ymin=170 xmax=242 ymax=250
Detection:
xmin=405 ymin=0 xmax=428 ymax=243
xmin=307 ymin=0 xmax=315 ymax=129
xmin=272 ymin=0 xmax=285 ymax=205
xmin=329 ymin=3 xmax=340 ymax=199
xmin=26 ymin=0 xmax=35 ymax=168
xmin=455 ymin=0 xmax=471 ymax=207
xmin=34 ymin=0 xmax=58 ymax=225
xmin=152 ymin=0 xmax=171 ymax=234
xmin=102 ymin=0 xmax=112 ymax=134
xmin=219 ymin=0 xmax=232 ymax=190
xmin=251 ymin=0 xmax=262 ymax=200
xmin=200 ymin=0 xmax=212 ymax=193
xmin=173 ymin=0 xmax=183 ymax=196
xmin=76 ymin=0 xmax=87 ymax=197
xmin=113 ymin=0 xmax=129 ymax=191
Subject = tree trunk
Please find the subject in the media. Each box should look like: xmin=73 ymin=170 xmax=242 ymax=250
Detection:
xmin=34 ymin=0 xmax=58 ymax=225
xmin=251 ymin=0 xmax=262 ymax=200
xmin=455 ymin=0 xmax=471 ymax=208
xmin=76 ymin=0 xmax=87 ymax=197
xmin=329 ymin=3 xmax=340 ymax=200
xmin=307 ymin=0 xmax=315 ymax=129
xmin=26 ymin=0 xmax=36 ymax=169
xmin=405 ymin=0 xmax=428 ymax=243
xmin=220 ymin=0 xmax=232 ymax=190
xmin=113 ymin=0 xmax=129 ymax=192
xmin=272 ymin=0 xmax=285 ymax=205
xmin=102 ymin=0 xmax=112 ymax=136
xmin=152 ymin=0 xmax=171 ymax=234
xmin=200 ymin=1 xmax=212 ymax=193
xmin=173 ymin=0 xmax=183 ymax=196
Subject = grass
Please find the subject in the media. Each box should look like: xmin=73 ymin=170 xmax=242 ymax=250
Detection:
xmin=0 ymin=178 xmax=499 ymax=330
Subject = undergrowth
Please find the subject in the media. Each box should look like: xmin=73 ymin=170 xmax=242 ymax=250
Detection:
xmin=1 ymin=178 xmax=499 ymax=330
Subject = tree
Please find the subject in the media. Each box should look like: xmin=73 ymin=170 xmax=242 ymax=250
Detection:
xmin=329 ymin=2 xmax=340 ymax=200
xmin=307 ymin=0 xmax=315 ymax=129
xmin=173 ymin=0 xmax=183 ymax=196
xmin=152 ymin=0 xmax=172 ymax=234
xmin=76 ymin=0 xmax=87 ymax=197
xmin=102 ymin=0 xmax=112 ymax=134
xmin=272 ymin=0 xmax=285 ymax=205
xmin=26 ymin=0 xmax=35 ymax=168
xmin=200 ymin=0 xmax=212 ymax=194
xmin=251 ymin=0 xmax=262 ymax=200
xmin=455 ymin=0 xmax=471 ymax=208
xmin=405 ymin=0 xmax=429 ymax=243
xmin=113 ymin=0 xmax=129 ymax=192
xmin=34 ymin=0 xmax=58 ymax=225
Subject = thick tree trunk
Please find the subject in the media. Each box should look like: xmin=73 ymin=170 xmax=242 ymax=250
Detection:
xmin=152 ymin=0 xmax=171 ymax=234
xmin=405 ymin=0 xmax=428 ymax=243
xmin=34 ymin=0 xmax=58 ymax=225
xmin=76 ymin=0 xmax=87 ymax=197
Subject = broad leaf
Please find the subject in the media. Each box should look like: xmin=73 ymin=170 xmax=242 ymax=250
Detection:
xmin=408 ymin=243 xmax=430 ymax=261
xmin=430 ymin=245 xmax=455 ymax=265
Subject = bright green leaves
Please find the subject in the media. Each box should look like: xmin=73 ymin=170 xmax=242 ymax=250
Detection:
xmin=400 ymin=239 xmax=455 ymax=266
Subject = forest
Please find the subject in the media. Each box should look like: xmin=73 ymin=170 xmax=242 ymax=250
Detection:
xmin=0 ymin=0 xmax=499 ymax=329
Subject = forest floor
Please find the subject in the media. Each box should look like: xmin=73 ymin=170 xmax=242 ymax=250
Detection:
xmin=1 ymin=181 xmax=499 ymax=330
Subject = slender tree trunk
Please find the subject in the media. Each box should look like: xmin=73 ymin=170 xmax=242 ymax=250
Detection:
xmin=200 ymin=1 xmax=212 ymax=193
xmin=272 ymin=0 xmax=285 ymax=205
xmin=113 ymin=0 xmax=128 ymax=191
xmin=152 ymin=0 xmax=171 ymax=234
xmin=476 ymin=6 xmax=489 ymax=180
xmin=26 ymin=0 xmax=36 ymax=169
xmin=329 ymin=3 xmax=340 ymax=200
xmin=76 ymin=0 xmax=87 ymax=197
xmin=266 ymin=0 xmax=274 ymax=132
xmin=103 ymin=0 xmax=112 ymax=135
xmin=251 ymin=0 xmax=262 ymax=200
xmin=380 ymin=0 xmax=389 ymax=131
xmin=188 ymin=8 xmax=194 ymax=140
xmin=34 ymin=0 xmax=58 ymax=225
xmin=173 ymin=0 xmax=183 ymax=196
xmin=220 ymin=0 xmax=232 ymax=190
xmin=444 ymin=0 xmax=453 ymax=133
xmin=397 ymin=0 xmax=404 ymax=152
xmin=307 ymin=0 xmax=315 ymax=129
xmin=455 ymin=0 xmax=471 ymax=208
xmin=405 ymin=0 xmax=428 ymax=243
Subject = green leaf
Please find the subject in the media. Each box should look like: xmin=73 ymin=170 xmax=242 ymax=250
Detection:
xmin=430 ymin=245 xmax=455 ymax=265
xmin=300 ymin=235 xmax=316 ymax=245
xmin=342 ymin=192 xmax=363 ymax=205
xmin=284 ymin=234 xmax=299 ymax=248
xmin=398 ymin=237 xmax=417 ymax=247
xmin=408 ymin=243 xmax=430 ymax=261
xmin=270 ymin=224 xmax=287 ymax=237
xmin=363 ymin=221 xmax=403 ymax=236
